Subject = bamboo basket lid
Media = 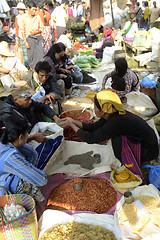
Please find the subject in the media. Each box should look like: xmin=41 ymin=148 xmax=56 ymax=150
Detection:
xmin=61 ymin=97 xmax=93 ymax=111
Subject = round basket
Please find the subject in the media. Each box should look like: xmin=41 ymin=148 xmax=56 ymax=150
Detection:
xmin=61 ymin=97 xmax=93 ymax=111
xmin=60 ymin=109 xmax=93 ymax=120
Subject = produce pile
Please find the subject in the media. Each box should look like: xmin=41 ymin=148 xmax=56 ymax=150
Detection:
xmin=74 ymin=55 xmax=101 ymax=70
xmin=73 ymin=42 xmax=89 ymax=51
xmin=40 ymin=222 xmax=117 ymax=240
xmin=118 ymin=195 xmax=160 ymax=238
xmin=47 ymin=178 xmax=117 ymax=213
xmin=60 ymin=109 xmax=92 ymax=121
xmin=70 ymin=22 xmax=84 ymax=29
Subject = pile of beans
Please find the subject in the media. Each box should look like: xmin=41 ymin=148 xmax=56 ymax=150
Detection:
xmin=47 ymin=178 xmax=117 ymax=213
xmin=40 ymin=222 xmax=117 ymax=240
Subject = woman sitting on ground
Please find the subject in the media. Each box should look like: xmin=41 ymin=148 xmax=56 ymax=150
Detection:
xmin=58 ymin=89 xmax=159 ymax=180
xmin=58 ymin=42 xmax=83 ymax=84
xmin=102 ymin=57 xmax=139 ymax=99
xmin=0 ymin=115 xmax=47 ymax=202
xmin=43 ymin=43 xmax=72 ymax=95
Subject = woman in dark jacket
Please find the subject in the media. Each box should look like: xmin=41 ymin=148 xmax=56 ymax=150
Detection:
xmin=43 ymin=43 xmax=72 ymax=94
xmin=59 ymin=89 xmax=159 ymax=180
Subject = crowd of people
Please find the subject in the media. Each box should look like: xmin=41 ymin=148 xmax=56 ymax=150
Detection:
xmin=0 ymin=0 xmax=159 ymax=208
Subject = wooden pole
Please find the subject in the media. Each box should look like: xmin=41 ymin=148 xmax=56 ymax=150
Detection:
xmin=110 ymin=0 xmax=115 ymax=28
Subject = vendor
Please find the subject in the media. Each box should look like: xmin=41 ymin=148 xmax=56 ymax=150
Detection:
xmin=57 ymin=29 xmax=78 ymax=56
xmin=0 ymin=115 xmax=47 ymax=201
xmin=102 ymin=57 xmax=139 ymax=99
xmin=43 ymin=43 xmax=72 ymax=95
xmin=58 ymin=89 xmax=159 ymax=172
xmin=0 ymin=41 xmax=28 ymax=82
xmin=23 ymin=61 xmax=65 ymax=101
xmin=123 ymin=12 xmax=138 ymax=42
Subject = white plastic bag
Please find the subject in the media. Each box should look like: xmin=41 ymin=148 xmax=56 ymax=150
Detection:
xmin=29 ymin=122 xmax=64 ymax=175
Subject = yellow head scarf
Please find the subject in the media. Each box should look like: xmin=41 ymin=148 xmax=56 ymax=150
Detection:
xmin=96 ymin=89 xmax=126 ymax=115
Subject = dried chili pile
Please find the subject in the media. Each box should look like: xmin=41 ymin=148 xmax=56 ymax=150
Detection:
xmin=60 ymin=109 xmax=91 ymax=121
xmin=47 ymin=178 xmax=117 ymax=213
xmin=63 ymin=119 xmax=108 ymax=145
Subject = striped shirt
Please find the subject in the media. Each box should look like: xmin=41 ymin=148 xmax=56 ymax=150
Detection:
xmin=0 ymin=142 xmax=47 ymax=195
xmin=102 ymin=69 xmax=139 ymax=98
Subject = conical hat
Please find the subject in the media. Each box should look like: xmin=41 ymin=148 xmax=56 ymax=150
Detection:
xmin=0 ymin=41 xmax=15 ymax=57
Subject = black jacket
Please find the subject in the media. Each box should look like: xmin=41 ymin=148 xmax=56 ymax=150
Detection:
xmin=0 ymin=95 xmax=57 ymax=130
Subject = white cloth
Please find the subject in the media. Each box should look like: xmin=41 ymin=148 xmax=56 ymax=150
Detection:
xmin=0 ymin=0 xmax=10 ymax=13
xmin=123 ymin=21 xmax=138 ymax=39
xmin=57 ymin=34 xmax=71 ymax=48
xmin=52 ymin=6 xmax=67 ymax=27
xmin=43 ymin=140 xmax=121 ymax=176
xmin=0 ymin=56 xmax=28 ymax=71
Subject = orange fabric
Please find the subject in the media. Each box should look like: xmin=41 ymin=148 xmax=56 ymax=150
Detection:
xmin=20 ymin=13 xmax=44 ymax=38
xmin=37 ymin=10 xmax=51 ymax=26
xmin=15 ymin=16 xmax=19 ymax=38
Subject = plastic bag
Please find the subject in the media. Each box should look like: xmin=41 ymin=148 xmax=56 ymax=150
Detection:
xmin=143 ymin=165 xmax=160 ymax=190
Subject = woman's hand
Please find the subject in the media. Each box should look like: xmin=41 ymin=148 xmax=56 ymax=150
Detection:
xmin=57 ymin=117 xmax=73 ymax=129
xmin=29 ymin=132 xmax=49 ymax=143
xmin=60 ymin=68 xmax=69 ymax=74
xmin=67 ymin=66 xmax=77 ymax=71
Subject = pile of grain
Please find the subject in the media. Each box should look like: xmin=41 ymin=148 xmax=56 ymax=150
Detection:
xmin=118 ymin=195 xmax=160 ymax=236
xmin=47 ymin=178 xmax=117 ymax=213
xmin=40 ymin=222 xmax=117 ymax=240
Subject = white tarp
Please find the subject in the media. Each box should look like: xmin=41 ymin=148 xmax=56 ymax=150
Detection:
xmin=0 ymin=0 xmax=10 ymax=13
xmin=43 ymin=140 xmax=121 ymax=176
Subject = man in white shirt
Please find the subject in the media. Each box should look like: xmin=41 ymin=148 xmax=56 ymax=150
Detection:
xmin=57 ymin=29 xmax=77 ymax=56
xmin=51 ymin=0 xmax=68 ymax=39
xmin=149 ymin=1 xmax=160 ymax=24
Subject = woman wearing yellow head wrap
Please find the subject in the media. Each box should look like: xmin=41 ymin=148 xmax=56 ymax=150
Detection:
xmin=59 ymin=89 xmax=159 ymax=175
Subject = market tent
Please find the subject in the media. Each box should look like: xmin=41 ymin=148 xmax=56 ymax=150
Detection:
xmin=0 ymin=0 xmax=10 ymax=13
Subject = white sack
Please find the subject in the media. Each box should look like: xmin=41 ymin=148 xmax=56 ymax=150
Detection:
xmin=38 ymin=210 xmax=119 ymax=239
xmin=126 ymin=92 xmax=158 ymax=120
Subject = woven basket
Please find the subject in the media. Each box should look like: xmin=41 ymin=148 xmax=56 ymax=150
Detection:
xmin=61 ymin=97 xmax=93 ymax=111
xmin=0 ymin=188 xmax=38 ymax=240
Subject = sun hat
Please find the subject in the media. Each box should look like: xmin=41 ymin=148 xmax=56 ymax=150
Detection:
xmin=11 ymin=87 xmax=35 ymax=98
xmin=0 ymin=41 xmax=15 ymax=57
xmin=14 ymin=2 xmax=26 ymax=10
xmin=126 ymin=0 xmax=132 ymax=5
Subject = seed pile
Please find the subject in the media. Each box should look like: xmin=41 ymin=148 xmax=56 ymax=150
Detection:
xmin=118 ymin=195 xmax=160 ymax=236
xmin=47 ymin=178 xmax=117 ymax=213
xmin=40 ymin=222 xmax=117 ymax=240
